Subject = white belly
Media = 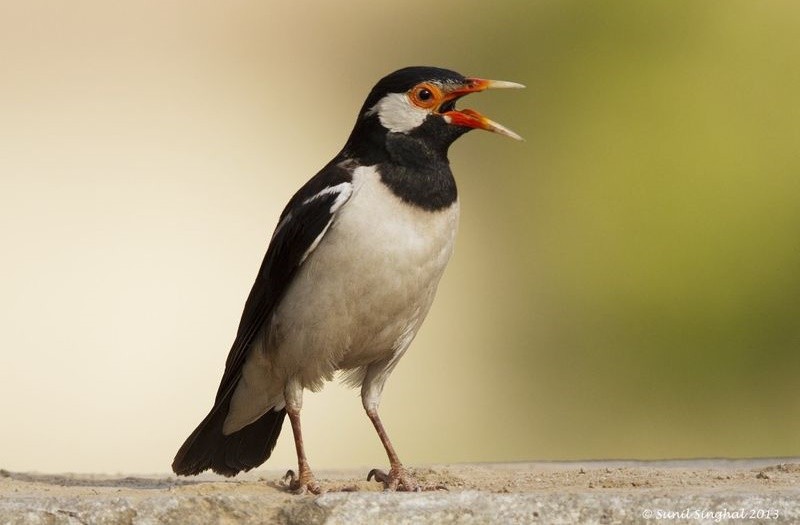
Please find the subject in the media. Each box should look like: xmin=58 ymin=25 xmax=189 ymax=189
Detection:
xmin=271 ymin=165 xmax=459 ymax=388
xmin=223 ymin=165 xmax=458 ymax=433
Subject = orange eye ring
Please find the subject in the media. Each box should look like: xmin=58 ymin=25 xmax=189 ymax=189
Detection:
xmin=408 ymin=83 xmax=442 ymax=109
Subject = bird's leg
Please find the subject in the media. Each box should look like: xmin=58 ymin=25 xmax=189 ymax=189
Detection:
xmin=361 ymin=366 xmax=421 ymax=491
xmin=365 ymin=407 xmax=420 ymax=492
xmin=282 ymin=378 xmax=322 ymax=494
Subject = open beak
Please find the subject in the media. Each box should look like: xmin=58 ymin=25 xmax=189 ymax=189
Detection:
xmin=439 ymin=77 xmax=525 ymax=140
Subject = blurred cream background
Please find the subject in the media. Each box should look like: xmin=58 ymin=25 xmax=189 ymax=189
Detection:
xmin=1 ymin=1 xmax=798 ymax=474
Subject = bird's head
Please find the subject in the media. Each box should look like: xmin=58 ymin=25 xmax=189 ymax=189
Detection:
xmin=343 ymin=66 xmax=523 ymax=163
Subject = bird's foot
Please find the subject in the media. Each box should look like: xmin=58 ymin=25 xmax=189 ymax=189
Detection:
xmin=282 ymin=469 xmax=323 ymax=495
xmin=368 ymin=466 xmax=416 ymax=491
xmin=368 ymin=466 xmax=447 ymax=492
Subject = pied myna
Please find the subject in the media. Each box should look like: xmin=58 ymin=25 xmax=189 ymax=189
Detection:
xmin=172 ymin=66 xmax=523 ymax=493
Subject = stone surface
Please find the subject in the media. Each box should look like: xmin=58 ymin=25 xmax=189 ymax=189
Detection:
xmin=1 ymin=460 xmax=799 ymax=524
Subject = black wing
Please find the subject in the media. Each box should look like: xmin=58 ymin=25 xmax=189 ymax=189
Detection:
xmin=172 ymin=160 xmax=353 ymax=476
xmin=215 ymin=170 xmax=354 ymax=403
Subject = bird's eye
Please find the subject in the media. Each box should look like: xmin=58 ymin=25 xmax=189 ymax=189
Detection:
xmin=409 ymin=83 xmax=441 ymax=109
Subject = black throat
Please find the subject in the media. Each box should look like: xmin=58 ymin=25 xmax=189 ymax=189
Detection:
xmin=342 ymin=114 xmax=467 ymax=211
xmin=378 ymin=133 xmax=458 ymax=211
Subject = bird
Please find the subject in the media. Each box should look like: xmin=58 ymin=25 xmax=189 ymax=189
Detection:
xmin=171 ymin=66 xmax=523 ymax=494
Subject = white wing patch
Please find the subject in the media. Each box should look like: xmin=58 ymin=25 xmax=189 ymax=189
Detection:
xmin=299 ymin=182 xmax=353 ymax=264
xmin=302 ymin=182 xmax=353 ymax=212
xmin=367 ymin=92 xmax=428 ymax=133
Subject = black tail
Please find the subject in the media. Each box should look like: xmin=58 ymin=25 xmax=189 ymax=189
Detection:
xmin=172 ymin=393 xmax=286 ymax=477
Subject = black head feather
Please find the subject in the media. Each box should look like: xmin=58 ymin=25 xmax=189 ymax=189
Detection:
xmin=357 ymin=66 xmax=466 ymax=117
xmin=343 ymin=66 xmax=469 ymax=164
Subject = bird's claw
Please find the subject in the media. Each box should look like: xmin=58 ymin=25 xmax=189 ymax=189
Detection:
xmin=282 ymin=469 xmax=295 ymax=484
xmin=369 ymin=467 xmax=411 ymax=491
xmin=282 ymin=469 xmax=323 ymax=495
xmin=368 ymin=466 xmax=446 ymax=492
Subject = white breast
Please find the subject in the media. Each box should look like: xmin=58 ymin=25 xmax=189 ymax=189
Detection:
xmin=272 ymin=165 xmax=459 ymax=385
xmin=223 ymin=165 xmax=459 ymax=433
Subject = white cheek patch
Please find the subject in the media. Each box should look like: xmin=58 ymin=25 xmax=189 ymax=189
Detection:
xmin=367 ymin=92 xmax=429 ymax=133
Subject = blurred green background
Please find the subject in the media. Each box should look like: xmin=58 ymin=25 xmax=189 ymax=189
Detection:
xmin=1 ymin=1 xmax=798 ymax=474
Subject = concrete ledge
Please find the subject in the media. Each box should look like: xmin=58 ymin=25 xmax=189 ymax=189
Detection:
xmin=2 ymin=460 xmax=799 ymax=524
